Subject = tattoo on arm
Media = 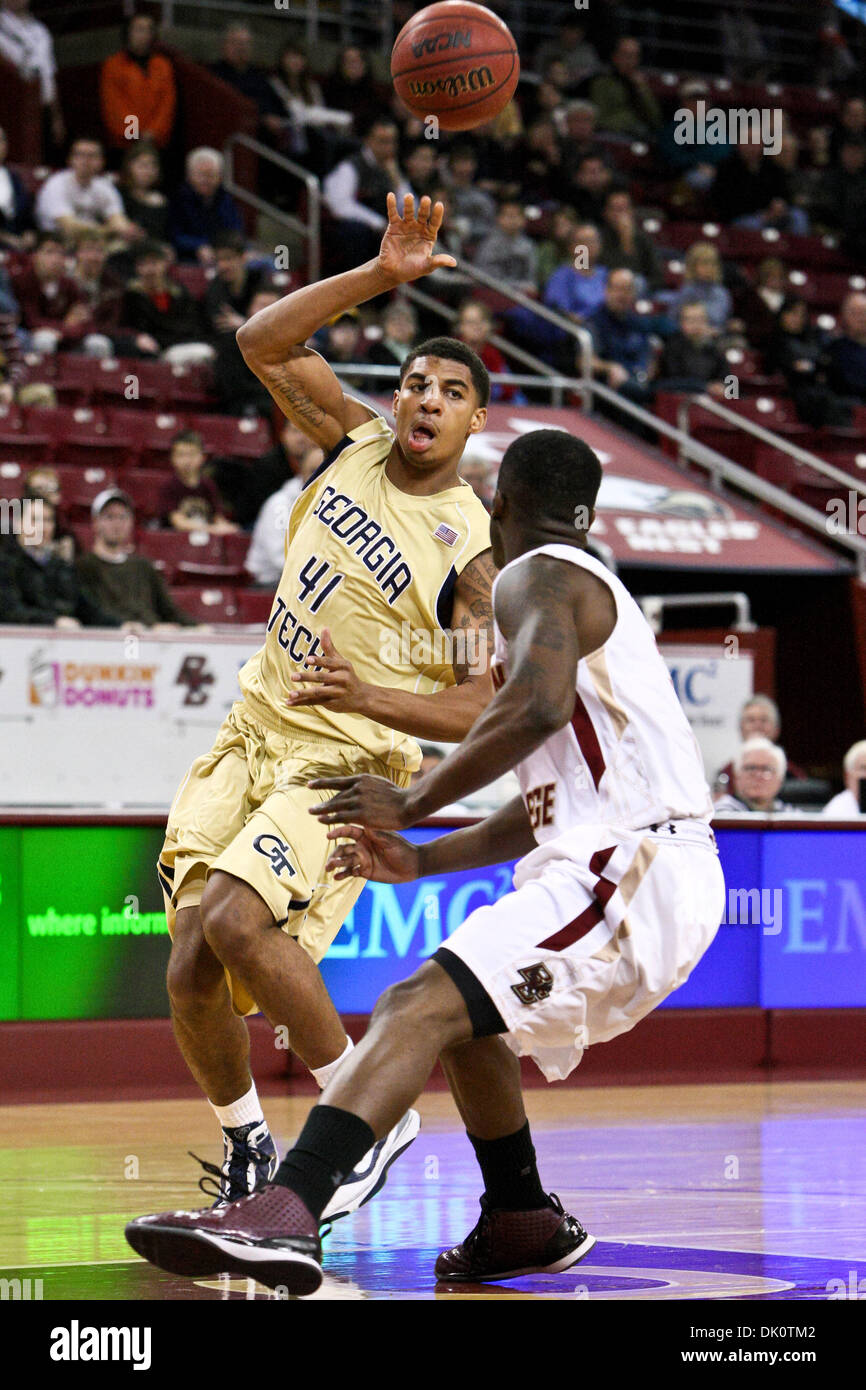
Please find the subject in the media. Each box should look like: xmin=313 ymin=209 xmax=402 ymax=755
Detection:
xmin=262 ymin=364 xmax=327 ymax=427
xmin=452 ymin=549 xmax=497 ymax=684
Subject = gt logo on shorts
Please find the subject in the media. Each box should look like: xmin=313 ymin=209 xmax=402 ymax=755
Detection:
xmin=253 ymin=833 xmax=297 ymax=880
xmin=511 ymin=963 xmax=554 ymax=1005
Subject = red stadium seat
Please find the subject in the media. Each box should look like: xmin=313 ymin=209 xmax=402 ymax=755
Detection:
xmin=0 ymin=461 xmax=25 ymax=499
xmin=0 ymin=402 xmax=49 ymax=462
xmin=170 ymin=585 xmax=239 ymax=623
xmin=53 ymin=464 xmax=117 ymax=518
xmin=236 ymin=588 xmax=275 ymax=625
xmin=116 ymin=468 xmax=170 ymax=522
xmin=138 ymin=529 xmax=238 ymax=582
xmin=91 ymin=358 xmax=167 ymax=407
xmin=221 ymin=531 xmax=251 ymax=575
xmin=170 ymin=264 xmax=212 ymax=299
xmin=53 ymin=356 xmax=105 ymax=405
xmin=186 ymin=414 xmax=273 ymax=458
xmin=104 ymin=407 xmax=185 ymax=465
xmin=22 ymin=405 xmax=132 ymax=468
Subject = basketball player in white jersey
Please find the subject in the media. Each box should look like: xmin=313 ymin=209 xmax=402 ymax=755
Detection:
xmin=126 ymin=429 xmax=726 ymax=1294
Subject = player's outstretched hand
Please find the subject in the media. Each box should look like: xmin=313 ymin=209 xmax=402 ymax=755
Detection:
xmin=308 ymin=773 xmax=414 ymax=830
xmin=288 ymin=629 xmax=370 ymax=713
xmin=378 ymin=192 xmax=458 ymax=286
xmin=324 ymin=824 xmax=421 ymax=883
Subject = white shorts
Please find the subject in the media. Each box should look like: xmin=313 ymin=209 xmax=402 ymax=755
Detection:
xmin=434 ymin=820 xmax=725 ymax=1082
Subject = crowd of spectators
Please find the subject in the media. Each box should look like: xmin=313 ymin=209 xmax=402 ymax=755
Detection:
xmin=0 ymin=5 xmax=865 ymax=809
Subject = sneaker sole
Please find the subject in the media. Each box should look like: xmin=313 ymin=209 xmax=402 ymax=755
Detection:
xmin=125 ymin=1223 xmax=322 ymax=1296
xmin=435 ymin=1230 xmax=597 ymax=1283
xmin=321 ymin=1109 xmax=421 ymax=1224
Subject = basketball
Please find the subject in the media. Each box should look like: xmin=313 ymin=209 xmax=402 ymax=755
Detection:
xmin=391 ymin=1 xmax=520 ymax=132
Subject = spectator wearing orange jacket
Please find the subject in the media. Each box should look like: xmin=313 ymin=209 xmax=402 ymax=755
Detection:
xmin=100 ymin=11 xmax=176 ymax=151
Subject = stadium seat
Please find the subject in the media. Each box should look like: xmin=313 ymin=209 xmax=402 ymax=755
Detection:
xmin=0 ymin=402 xmax=49 ymax=463
xmin=104 ymin=407 xmax=185 ymax=466
xmin=0 ymin=461 xmax=25 ymax=499
xmin=23 ymin=405 xmax=132 ymax=469
xmin=54 ymin=465 xmax=117 ymax=518
xmin=221 ymin=531 xmax=251 ymax=575
xmin=137 ymin=529 xmax=233 ymax=582
xmin=170 ymin=585 xmax=239 ymax=623
xmin=186 ymin=414 xmax=273 ymax=458
xmin=236 ymin=588 xmax=275 ymax=625
xmin=116 ymin=468 xmax=170 ymax=522
xmin=91 ymin=358 xmax=167 ymax=408
xmin=53 ymin=356 xmax=105 ymax=405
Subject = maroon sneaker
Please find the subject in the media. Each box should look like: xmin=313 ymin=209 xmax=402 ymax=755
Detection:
xmin=125 ymin=1185 xmax=323 ymax=1296
xmin=435 ymin=1193 xmax=595 ymax=1283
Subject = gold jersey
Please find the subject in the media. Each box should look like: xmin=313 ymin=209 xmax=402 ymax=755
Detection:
xmin=238 ymin=412 xmax=492 ymax=770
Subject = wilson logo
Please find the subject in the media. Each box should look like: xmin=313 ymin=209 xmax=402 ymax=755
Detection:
xmin=411 ymin=30 xmax=472 ymax=59
xmin=408 ymin=65 xmax=495 ymax=98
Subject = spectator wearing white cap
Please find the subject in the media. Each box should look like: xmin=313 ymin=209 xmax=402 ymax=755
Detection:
xmin=714 ymin=738 xmax=794 ymax=813
xmin=76 ymin=489 xmax=196 ymax=628
xmin=823 ymin=741 xmax=866 ymax=817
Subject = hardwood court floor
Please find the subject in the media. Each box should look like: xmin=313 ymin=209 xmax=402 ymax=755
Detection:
xmin=1 ymin=1081 xmax=864 ymax=1300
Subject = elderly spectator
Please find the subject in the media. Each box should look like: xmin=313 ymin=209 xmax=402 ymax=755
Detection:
xmin=714 ymin=738 xmax=793 ymax=813
xmin=567 ymin=151 xmax=617 ymax=225
xmin=246 ymin=443 xmax=323 ymax=587
xmin=560 ymin=102 xmax=600 ymax=180
xmin=0 ymin=125 xmax=34 ymax=250
xmin=10 ymin=230 xmax=88 ymax=354
xmin=472 ymin=198 xmax=538 ymax=295
xmin=210 ymin=23 xmax=283 ymax=137
xmin=534 ymin=17 xmax=598 ymax=87
xmin=666 ymin=243 xmax=732 ymax=332
xmin=716 ymin=694 xmax=806 ymax=791
xmin=120 ymin=239 xmax=213 ymax=363
xmin=823 ymin=293 xmax=866 ymax=405
xmin=587 ymin=36 xmax=661 ymax=138
xmin=712 ymin=136 xmax=807 ymax=235
xmin=823 ymin=741 xmax=866 ymax=817
xmin=599 ymin=188 xmax=661 ymax=294
xmin=117 ymin=139 xmax=169 ymax=245
xmin=322 ymin=44 xmax=388 ymax=135
xmin=99 ymin=11 xmax=176 ymax=153
xmin=443 ymin=145 xmax=496 ymax=244
xmin=35 ymin=138 xmax=136 ymax=245
xmin=323 ymin=117 xmax=412 ymax=273
xmin=0 ymin=0 xmax=64 ymax=150
xmin=77 ymin=490 xmax=195 ymax=628
xmin=455 ymin=299 xmax=524 ymax=403
xmin=367 ymin=298 xmax=419 ymax=369
xmin=0 ymin=497 xmax=117 ymax=627
xmin=169 ymin=147 xmax=243 ymax=264
xmin=586 ymin=268 xmax=654 ymax=403
xmin=159 ymin=431 xmax=237 ymax=535
xmin=654 ymin=303 xmax=728 ymax=396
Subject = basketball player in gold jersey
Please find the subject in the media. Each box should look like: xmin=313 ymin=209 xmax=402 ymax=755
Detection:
xmin=156 ymin=193 xmax=497 ymax=1220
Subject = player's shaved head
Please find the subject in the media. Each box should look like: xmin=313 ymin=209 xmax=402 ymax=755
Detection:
xmin=497 ymin=429 xmax=603 ymax=529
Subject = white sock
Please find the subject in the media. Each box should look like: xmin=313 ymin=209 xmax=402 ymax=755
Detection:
xmin=310 ymin=1036 xmax=354 ymax=1090
xmin=209 ymin=1082 xmax=264 ymax=1131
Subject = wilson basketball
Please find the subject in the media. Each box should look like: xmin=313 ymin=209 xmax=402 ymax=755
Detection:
xmin=391 ymin=1 xmax=520 ymax=132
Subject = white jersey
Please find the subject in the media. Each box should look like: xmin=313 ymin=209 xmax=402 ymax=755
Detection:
xmin=491 ymin=544 xmax=713 ymax=839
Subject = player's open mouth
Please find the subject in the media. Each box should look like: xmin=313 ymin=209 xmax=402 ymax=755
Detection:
xmin=407 ymin=423 xmax=437 ymax=453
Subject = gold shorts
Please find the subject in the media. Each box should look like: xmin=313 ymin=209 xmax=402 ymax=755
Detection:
xmin=157 ymin=700 xmax=413 ymax=1015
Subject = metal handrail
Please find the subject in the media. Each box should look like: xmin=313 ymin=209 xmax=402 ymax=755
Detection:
xmin=223 ymin=132 xmax=321 ymax=285
xmin=676 ymin=394 xmax=866 ymax=497
xmin=329 ymin=362 xmax=581 ymax=399
xmin=576 ymin=375 xmax=866 ymax=579
xmin=639 ymin=593 xmax=755 ymax=635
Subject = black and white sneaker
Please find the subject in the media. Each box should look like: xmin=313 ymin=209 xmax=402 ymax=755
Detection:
xmin=190 ymin=1118 xmax=278 ymax=1205
xmin=320 ymin=1109 xmax=421 ymax=1223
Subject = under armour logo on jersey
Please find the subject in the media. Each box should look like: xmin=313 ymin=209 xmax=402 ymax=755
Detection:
xmin=433 ymin=523 xmax=458 ymax=546
xmin=253 ymin=833 xmax=297 ymax=880
xmin=511 ymin=963 xmax=554 ymax=1006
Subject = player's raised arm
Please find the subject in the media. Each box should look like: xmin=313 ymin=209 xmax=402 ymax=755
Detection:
xmin=288 ymin=548 xmax=497 ymax=740
xmin=237 ymin=194 xmax=458 ymax=451
xmin=310 ymin=553 xmax=592 ymax=829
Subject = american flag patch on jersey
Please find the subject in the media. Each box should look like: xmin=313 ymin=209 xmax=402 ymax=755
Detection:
xmin=433 ymin=523 xmax=459 ymax=546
